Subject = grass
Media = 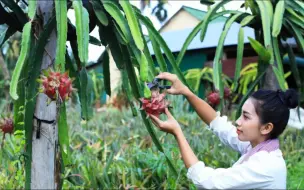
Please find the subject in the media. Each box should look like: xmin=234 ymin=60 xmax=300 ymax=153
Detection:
xmin=0 ymin=95 xmax=303 ymax=189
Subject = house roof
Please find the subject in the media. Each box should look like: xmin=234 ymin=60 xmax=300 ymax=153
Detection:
xmin=147 ymin=22 xmax=256 ymax=55
xmin=158 ymin=6 xmax=227 ymax=32
xmin=182 ymin=6 xmax=227 ymax=23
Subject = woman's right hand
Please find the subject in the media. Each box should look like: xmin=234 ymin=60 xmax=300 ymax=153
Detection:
xmin=156 ymin=72 xmax=189 ymax=95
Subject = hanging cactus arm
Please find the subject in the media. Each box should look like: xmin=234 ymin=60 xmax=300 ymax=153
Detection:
xmin=73 ymin=0 xmax=89 ymax=65
xmin=55 ymin=0 xmax=67 ymax=72
xmin=10 ymin=22 xmax=32 ymax=100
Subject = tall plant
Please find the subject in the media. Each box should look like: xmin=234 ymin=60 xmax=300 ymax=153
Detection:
xmin=0 ymin=0 xmax=189 ymax=187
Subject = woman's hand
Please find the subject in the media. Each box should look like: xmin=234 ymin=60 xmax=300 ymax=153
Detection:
xmin=156 ymin=72 xmax=189 ymax=95
xmin=149 ymin=108 xmax=181 ymax=136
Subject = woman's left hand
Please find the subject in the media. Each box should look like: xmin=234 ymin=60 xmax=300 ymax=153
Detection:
xmin=149 ymin=108 xmax=181 ymax=135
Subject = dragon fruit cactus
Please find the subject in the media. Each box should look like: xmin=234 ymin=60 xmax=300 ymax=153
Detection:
xmin=140 ymin=88 xmax=170 ymax=118
xmin=0 ymin=116 xmax=14 ymax=136
xmin=38 ymin=69 xmax=75 ymax=101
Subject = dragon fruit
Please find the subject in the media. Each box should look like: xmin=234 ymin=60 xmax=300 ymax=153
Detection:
xmin=38 ymin=69 xmax=75 ymax=101
xmin=0 ymin=117 xmax=14 ymax=136
xmin=224 ymin=87 xmax=231 ymax=99
xmin=207 ymin=91 xmax=220 ymax=106
xmin=140 ymin=89 xmax=170 ymax=118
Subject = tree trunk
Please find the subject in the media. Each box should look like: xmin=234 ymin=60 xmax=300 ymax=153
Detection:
xmin=31 ymin=1 xmax=60 ymax=188
xmin=263 ymin=64 xmax=279 ymax=90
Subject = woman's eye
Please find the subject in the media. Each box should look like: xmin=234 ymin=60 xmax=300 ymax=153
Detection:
xmin=243 ymin=115 xmax=248 ymax=119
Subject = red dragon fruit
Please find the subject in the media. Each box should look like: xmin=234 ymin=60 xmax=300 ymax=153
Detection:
xmin=207 ymin=91 xmax=220 ymax=106
xmin=0 ymin=117 xmax=14 ymax=136
xmin=224 ymin=87 xmax=231 ymax=99
xmin=140 ymin=89 xmax=170 ymax=118
xmin=38 ymin=69 xmax=75 ymax=101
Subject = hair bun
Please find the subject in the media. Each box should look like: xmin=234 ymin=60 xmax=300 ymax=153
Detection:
xmin=283 ymin=89 xmax=298 ymax=109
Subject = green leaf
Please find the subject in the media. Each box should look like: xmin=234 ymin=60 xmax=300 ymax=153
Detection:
xmin=200 ymin=0 xmax=231 ymax=42
xmin=89 ymin=35 xmax=101 ymax=46
xmin=148 ymin=29 xmax=167 ymax=72
xmin=0 ymin=26 xmax=17 ymax=48
xmin=143 ymin=84 xmax=151 ymax=98
xmin=28 ymin=0 xmax=37 ymax=19
xmin=200 ymin=0 xmax=215 ymax=6
xmin=13 ymin=61 xmax=26 ymax=131
xmin=98 ymin=24 xmax=108 ymax=46
xmin=140 ymin=51 xmax=148 ymax=82
xmin=272 ymin=0 xmax=285 ymax=37
xmin=286 ymin=8 xmax=304 ymax=23
xmin=137 ymin=14 xmax=190 ymax=89
xmin=176 ymin=10 xmax=242 ymax=66
xmin=141 ymin=22 xmax=157 ymax=77
xmin=120 ymin=0 xmax=144 ymax=50
xmin=256 ymin=1 xmax=273 ymax=50
xmin=99 ymin=23 xmax=125 ymax=70
xmin=10 ymin=22 xmax=31 ymax=100
xmin=65 ymin=52 xmax=81 ymax=100
xmin=55 ymin=0 xmax=67 ymax=72
xmin=103 ymin=1 xmax=131 ymax=43
xmin=73 ymin=0 xmax=89 ymax=65
xmin=102 ymin=50 xmax=111 ymax=96
xmin=272 ymin=36 xmax=286 ymax=89
xmin=236 ymin=70 xmax=267 ymax=119
xmin=121 ymin=70 xmax=137 ymax=116
xmin=233 ymin=27 xmax=244 ymax=92
xmin=113 ymin=23 xmax=128 ymax=45
xmin=286 ymin=44 xmax=301 ymax=88
xmin=286 ymin=11 xmax=304 ymax=29
xmin=123 ymin=46 xmax=142 ymax=100
xmin=213 ymin=13 xmax=244 ymax=92
xmin=58 ymin=103 xmax=71 ymax=166
xmin=286 ymin=0 xmax=304 ymax=16
xmin=79 ymin=68 xmax=93 ymax=121
xmin=285 ymin=20 xmax=304 ymax=54
xmin=240 ymin=15 xmax=255 ymax=27
xmin=91 ymin=0 xmax=109 ymax=26
xmin=248 ymin=37 xmax=271 ymax=62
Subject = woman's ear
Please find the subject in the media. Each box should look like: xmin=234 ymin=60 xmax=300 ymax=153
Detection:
xmin=260 ymin=123 xmax=274 ymax=136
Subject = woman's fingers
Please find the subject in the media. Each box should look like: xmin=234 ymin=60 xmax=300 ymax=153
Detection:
xmin=165 ymin=108 xmax=173 ymax=119
xmin=150 ymin=114 xmax=162 ymax=127
xmin=156 ymin=72 xmax=175 ymax=82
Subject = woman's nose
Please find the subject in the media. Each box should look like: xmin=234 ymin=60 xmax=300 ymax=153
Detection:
xmin=235 ymin=117 xmax=241 ymax=126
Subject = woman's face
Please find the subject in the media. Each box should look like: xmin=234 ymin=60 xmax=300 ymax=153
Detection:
xmin=235 ymin=98 xmax=263 ymax=143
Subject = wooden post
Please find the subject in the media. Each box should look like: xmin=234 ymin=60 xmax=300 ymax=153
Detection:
xmin=31 ymin=1 xmax=60 ymax=188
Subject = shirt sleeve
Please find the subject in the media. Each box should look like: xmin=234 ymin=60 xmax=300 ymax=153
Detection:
xmin=187 ymin=154 xmax=275 ymax=189
xmin=208 ymin=112 xmax=250 ymax=154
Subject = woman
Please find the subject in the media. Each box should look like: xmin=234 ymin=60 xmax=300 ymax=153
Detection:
xmin=149 ymin=72 xmax=298 ymax=189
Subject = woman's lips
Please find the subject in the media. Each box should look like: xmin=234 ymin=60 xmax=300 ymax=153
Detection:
xmin=236 ymin=129 xmax=242 ymax=135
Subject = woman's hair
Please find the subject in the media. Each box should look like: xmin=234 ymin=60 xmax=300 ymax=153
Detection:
xmin=250 ymin=89 xmax=299 ymax=139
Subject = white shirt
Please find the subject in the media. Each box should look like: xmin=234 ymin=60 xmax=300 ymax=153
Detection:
xmin=187 ymin=113 xmax=287 ymax=189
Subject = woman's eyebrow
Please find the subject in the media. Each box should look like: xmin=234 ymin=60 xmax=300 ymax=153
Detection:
xmin=242 ymin=110 xmax=251 ymax=115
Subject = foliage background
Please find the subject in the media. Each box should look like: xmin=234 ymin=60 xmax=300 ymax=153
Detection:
xmin=0 ymin=95 xmax=303 ymax=189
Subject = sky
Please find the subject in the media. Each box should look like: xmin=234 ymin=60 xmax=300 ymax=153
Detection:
xmin=68 ymin=1 xmax=246 ymax=62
